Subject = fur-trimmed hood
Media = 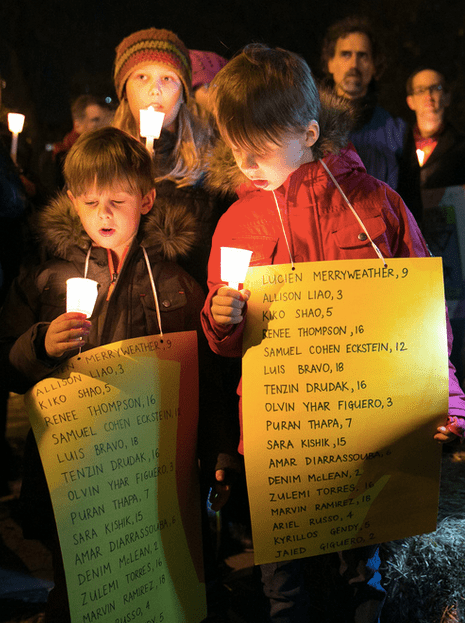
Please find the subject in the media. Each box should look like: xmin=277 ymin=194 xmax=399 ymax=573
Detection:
xmin=205 ymin=88 xmax=355 ymax=196
xmin=37 ymin=191 xmax=198 ymax=262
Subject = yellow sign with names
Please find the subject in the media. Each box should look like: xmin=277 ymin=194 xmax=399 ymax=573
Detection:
xmin=25 ymin=332 xmax=207 ymax=623
xmin=242 ymin=258 xmax=448 ymax=565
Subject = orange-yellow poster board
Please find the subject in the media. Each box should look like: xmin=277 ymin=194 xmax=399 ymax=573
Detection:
xmin=25 ymin=332 xmax=207 ymax=623
xmin=242 ymin=258 xmax=448 ymax=565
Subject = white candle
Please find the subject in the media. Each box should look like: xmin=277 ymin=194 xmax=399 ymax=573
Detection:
xmin=220 ymin=247 xmax=253 ymax=290
xmin=66 ymin=278 xmax=98 ymax=318
xmin=139 ymin=106 xmax=165 ymax=154
xmin=8 ymin=113 xmax=25 ymax=164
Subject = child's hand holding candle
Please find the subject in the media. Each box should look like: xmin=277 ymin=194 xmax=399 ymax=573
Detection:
xmin=44 ymin=312 xmax=92 ymax=359
xmin=210 ymin=247 xmax=253 ymax=325
xmin=43 ymin=278 xmax=99 ymax=359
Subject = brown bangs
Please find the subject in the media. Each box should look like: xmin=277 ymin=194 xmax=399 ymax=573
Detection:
xmin=220 ymin=115 xmax=290 ymax=157
xmin=64 ymin=127 xmax=155 ymax=197
xmin=214 ymin=82 xmax=308 ymax=155
xmin=211 ymin=44 xmax=320 ymax=154
xmin=65 ymin=157 xmax=142 ymax=197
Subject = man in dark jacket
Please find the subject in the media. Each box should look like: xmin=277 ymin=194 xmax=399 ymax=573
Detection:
xmin=321 ymin=16 xmax=406 ymax=191
xmin=397 ymin=66 xmax=465 ymax=385
xmin=397 ymin=66 xmax=465 ymax=223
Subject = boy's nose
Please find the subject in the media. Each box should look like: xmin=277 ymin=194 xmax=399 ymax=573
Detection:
xmin=242 ymin=152 xmax=258 ymax=170
xmin=97 ymin=204 xmax=112 ymax=217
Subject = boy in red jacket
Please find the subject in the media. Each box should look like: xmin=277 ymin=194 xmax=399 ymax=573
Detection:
xmin=201 ymin=44 xmax=465 ymax=623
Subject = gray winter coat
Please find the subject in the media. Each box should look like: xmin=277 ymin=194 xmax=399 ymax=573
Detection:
xmin=0 ymin=192 xmax=240 ymax=539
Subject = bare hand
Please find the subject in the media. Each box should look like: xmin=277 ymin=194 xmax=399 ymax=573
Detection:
xmin=434 ymin=425 xmax=458 ymax=444
xmin=44 ymin=312 xmax=91 ymax=359
xmin=211 ymin=286 xmax=250 ymax=325
xmin=209 ymin=469 xmax=232 ymax=511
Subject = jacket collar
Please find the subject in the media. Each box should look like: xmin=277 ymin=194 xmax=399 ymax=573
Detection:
xmin=37 ymin=191 xmax=197 ymax=262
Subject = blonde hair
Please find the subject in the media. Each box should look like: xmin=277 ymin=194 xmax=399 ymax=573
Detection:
xmin=113 ymin=98 xmax=214 ymax=188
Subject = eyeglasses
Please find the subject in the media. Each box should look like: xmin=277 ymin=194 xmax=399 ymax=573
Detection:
xmin=412 ymin=84 xmax=444 ymax=96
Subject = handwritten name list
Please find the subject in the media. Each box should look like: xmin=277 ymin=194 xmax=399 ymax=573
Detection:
xmin=25 ymin=333 xmax=206 ymax=623
xmin=242 ymin=258 xmax=448 ymax=565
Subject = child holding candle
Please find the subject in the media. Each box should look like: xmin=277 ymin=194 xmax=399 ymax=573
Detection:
xmin=0 ymin=126 xmax=238 ymax=622
xmin=113 ymin=29 xmax=243 ymax=584
xmin=112 ymin=27 xmax=231 ymax=290
xmin=201 ymin=44 xmax=465 ymax=622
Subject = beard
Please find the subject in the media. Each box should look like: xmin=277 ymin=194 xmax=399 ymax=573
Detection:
xmin=339 ymin=70 xmax=366 ymax=98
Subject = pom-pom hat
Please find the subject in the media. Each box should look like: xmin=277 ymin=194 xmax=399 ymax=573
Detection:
xmin=114 ymin=28 xmax=192 ymax=102
xmin=189 ymin=50 xmax=228 ymax=90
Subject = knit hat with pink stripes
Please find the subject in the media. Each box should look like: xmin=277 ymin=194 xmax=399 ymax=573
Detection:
xmin=114 ymin=28 xmax=192 ymax=101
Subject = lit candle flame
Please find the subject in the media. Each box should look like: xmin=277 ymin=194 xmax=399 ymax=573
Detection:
xmin=416 ymin=149 xmax=425 ymax=167
xmin=139 ymin=106 xmax=165 ymax=154
xmin=221 ymin=247 xmax=253 ymax=290
xmin=8 ymin=113 xmax=25 ymax=164
xmin=8 ymin=113 xmax=25 ymax=134
xmin=66 ymin=278 xmax=98 ymax=318
xmin=66 ymin=277 xmax=98 ymax=357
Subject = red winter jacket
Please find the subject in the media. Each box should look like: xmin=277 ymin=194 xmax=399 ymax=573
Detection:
xmin=201 ymin=146 xmax=465 ymax=452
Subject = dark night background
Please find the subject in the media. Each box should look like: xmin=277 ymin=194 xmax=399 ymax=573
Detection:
xmin=0 ymin=4 xmax=465 ymax=621
xmin=0 ymin=0 xmax=464 ymax=149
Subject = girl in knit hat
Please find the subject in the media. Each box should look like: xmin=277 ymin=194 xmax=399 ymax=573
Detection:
xmin=113 ymin=28 xmax=230 ymax=289
xmin=113 ymin=29 xmax=241 ymax=621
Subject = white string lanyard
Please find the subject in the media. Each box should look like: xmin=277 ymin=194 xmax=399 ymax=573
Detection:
xmin=319 ymin=159 xmax=387 ymax=266
xmin=272 ymin=190 xmax=295 ymax=269
xmin=84 ymin=245 xmax=92 ymax=278
xmin=142 ymin=246 xmax=164 ymax=338
xmin=82 ymin=244 xmax=164 ymax=337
